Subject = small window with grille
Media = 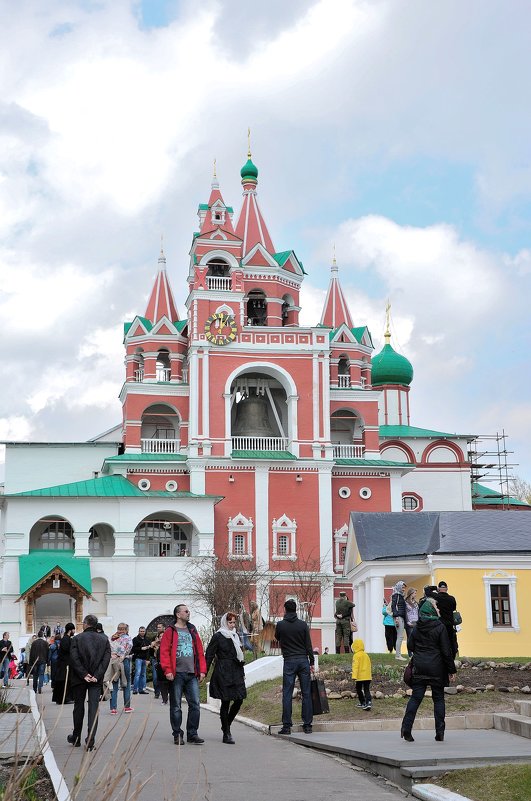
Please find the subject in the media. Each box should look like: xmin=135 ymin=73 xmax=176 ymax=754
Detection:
xmin=402 ymin=495 xmax=419 ymax=511
xmin=278 ymin=535 xmax=289 ymax=556
xmin=233 ymin=534 xmax=245 ymax=555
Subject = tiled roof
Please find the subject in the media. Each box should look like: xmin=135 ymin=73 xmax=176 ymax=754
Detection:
xmin=472 ymin=482 xmax=530 ymax=508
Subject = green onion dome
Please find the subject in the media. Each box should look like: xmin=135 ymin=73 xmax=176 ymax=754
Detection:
xmin=371 ymin=339 xmax=413 ymax=387
xmin=240 ymin=157 xmax=258 ymax=182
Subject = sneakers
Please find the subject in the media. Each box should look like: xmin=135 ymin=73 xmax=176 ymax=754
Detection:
xmin=67 ymin=734 xmax=80 ymax=747
xmin=302 ymin=725 xmax=313 ymax=734
xmin=110 ymin=709 xmax=117 ymax=715
xmin=187 ymin=735 xmax=204 ymax=745
xmin=363 ymin=703 xmax=372 ymax=711
xmin=356 ymin=702 xmax=365 ymax=708
xmin=124 ymin=706 xmax=134 ymax=713
xmin=138 ymin=691 xmax=149 ymax=695
xmin=174 ymin=733 xmax=185 ymax=745
xmin=278 ymin=727 xmax=291 ymax=735
xmin=395 ymin=655 xmax=406 ymax=661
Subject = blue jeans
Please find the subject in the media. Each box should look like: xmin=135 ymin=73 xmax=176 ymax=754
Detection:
xmin=32 ymin=662 xmax=46 ymax=693
xmin=0 ymin=658 xmax=10 ymax=687
xmin=282 ymin=657 xmax=312 ymax=728
xmin=110 ymin=657 xmax=131 ymax=710
xmin=133 ymin=659 xmax=147 ymax=692
xmin=169 ymin=673 xmax=200 ymax=739
xmin=241 ymin=632 xmax=253 ymax=652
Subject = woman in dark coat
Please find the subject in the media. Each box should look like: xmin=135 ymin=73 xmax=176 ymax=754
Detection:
xmin=205 ymin=612 xmax=246 ymax=744
xmin=52 ymin=623 xmax=75 ymax=704
xmin=401 ymin=598 xmax=456 ymax=742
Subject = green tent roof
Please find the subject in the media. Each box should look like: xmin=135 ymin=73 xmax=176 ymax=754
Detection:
xmin=9 ymin=474 xmax=204 ymax=498
xmin=19 ymin=551 xmax=92 ymax=596
xmin=379 ymin=425 xmax=468 ymax=439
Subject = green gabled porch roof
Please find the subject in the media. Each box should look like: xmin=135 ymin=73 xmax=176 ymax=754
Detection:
xmin=334 ymin=458 xmax=412 ymax=467
xmin=231 ymin=450 xmax=297 ymax=460
xmin=379 ymin=425 xmax=473 ymax=439
xmin=327 ymin=325 xmax=371 ymax=344
xmin=8 ymin=474 xmax=207 ymax=499
xmin=19 ymin=551 xmax=92 ymax=596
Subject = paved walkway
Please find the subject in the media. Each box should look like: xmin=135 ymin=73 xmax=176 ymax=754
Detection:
xmin=35 ymin=683 xmax=406 ymax=801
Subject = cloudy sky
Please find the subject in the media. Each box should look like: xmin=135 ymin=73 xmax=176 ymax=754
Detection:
xmin=1 ymin=0 xmax=530 ymax=486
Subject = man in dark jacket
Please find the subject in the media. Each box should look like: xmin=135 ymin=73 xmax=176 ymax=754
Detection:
xmin=132 ymin=626 xmax=150 ymax=694
xmin=334 ymin=592 xmax=356 ymax=654
xmin=274 ymin=600 xmax=315 ymax=735
xmin=435 ymin=581 xmax=458 ymax=657
xmin=28 ymin=632 xmax=49 ymax=693
xmin=68 ymin=615 xmax=111 ymax=750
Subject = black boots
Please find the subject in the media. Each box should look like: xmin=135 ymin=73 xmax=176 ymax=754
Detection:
xmin=222 ymin=729 xmax=235 ymax=744
xmin=400 ymin=728 xmax=414 ymax=742
xmin=435 ymin=730 xmax=444 ymax=742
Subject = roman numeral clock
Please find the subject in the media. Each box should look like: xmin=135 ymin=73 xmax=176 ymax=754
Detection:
xmin=204 ymin=312 xmax=238 ymax=346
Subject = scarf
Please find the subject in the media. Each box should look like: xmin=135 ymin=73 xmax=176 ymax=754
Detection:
xmin=217 ymin=614 xmax=244 ymax=662
xmin=419 ymin=598 xmax=440 ymax=621
xmin=393 ymin=580 xmax=406 ymax=595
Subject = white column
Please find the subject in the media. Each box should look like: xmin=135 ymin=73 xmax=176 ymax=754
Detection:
xmin=189 ymin=462 xmax=206 ymax=495
xmin=318 ymin=467 xmax=333 ymax=573
xmin=202 ymin=348 xmax=210 ymax=439
xmin=188 ymin=350 xmax=199 ymax=442
xmin=390 ymin=472 xmax=403 ymax=511
xmin=254 ymin=467 xmax=269 ymax=567
xmin=113 ymin=532 xmax=135 ymax=557
xmin=367 ymin=575 xmax=386 ymax=652
xmin=312 ymin=352 xmax=319 ymax=442
xmin=355 ymin=581 xmax=365 ymax=642
xmin=321 ymin=352 xmax=331 ymax=442
xmin=74 ymin=532 xmax=90 ymax=557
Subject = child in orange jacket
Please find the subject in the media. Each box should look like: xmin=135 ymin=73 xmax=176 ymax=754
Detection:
xmin=351 ymin=638 xmax=372 ymax=710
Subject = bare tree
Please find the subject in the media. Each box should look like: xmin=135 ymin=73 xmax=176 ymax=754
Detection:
xmin=285 ymin=551 xmax=335 ymax=628
xmin=510 ymin=475 xmax=531 ymax=504
xmin=185 ymin=553 xmax=274 ymax=637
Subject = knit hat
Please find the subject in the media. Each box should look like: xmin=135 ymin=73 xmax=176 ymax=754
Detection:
xmin=419 ymin=598 xmax=440 ymax=621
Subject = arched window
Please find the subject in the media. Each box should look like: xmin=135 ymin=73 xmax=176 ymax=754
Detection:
xmin=88 ymin=528 xmax=102 ymax=556
xmin=246 ymin=290 xmax=267 ymax=326
xmin=141 ymin=403 xmax=180 ymax=453
xmin=134 ymin=519 xmax=190 ymax=557
xmin=337 ymin=355 xmax=350 ymax=388
xmin=39 ymin=520 xmax=74 ymax=551
xmin=207 ymin=257 xmax=230 ymax=277
xmin=156 ymin=349 xmax=171 ymax=382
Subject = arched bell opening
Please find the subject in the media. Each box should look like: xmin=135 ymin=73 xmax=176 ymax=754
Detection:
xmin=281 ymin=293 xmax=295 ymax=327
xmin=330 ymin=409 xmax=365 ymax=458
xmin=140 ymin=403 xmax=180 ymax=453
xmin=246 ymin=289 xmax=267 ymax=326
xmin=207 ymin=257 xmax=230 ymax=278
xmin=230 ymin=372 xmax=288 ymax=451
xmin=337 ymin=354 xmax=351 ymax=388
xmin=134 ymin=512 xmax=196 ymax=557
xmin=156 ymin=348 xmax=171 ymax=382
xmin=134 ymin=347 xmax=145 ymax=382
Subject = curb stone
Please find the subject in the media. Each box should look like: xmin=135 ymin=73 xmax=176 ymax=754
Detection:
xmin=412 ymin=784 xmax=473 ymax=801
xmin=29 ymin=689 xmax=72 ymax=801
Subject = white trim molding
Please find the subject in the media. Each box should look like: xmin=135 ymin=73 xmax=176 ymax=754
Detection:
xmin=227 ymin=512 xmax=254 ymax=560
xmin=483 ymin=570 xmax=520 ymax=633
xmin=272 ymin=513 xmax=297 ymax=561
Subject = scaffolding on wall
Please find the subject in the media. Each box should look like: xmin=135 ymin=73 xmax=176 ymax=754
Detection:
xmin=468 ymin=430 xmax=518 ymax=509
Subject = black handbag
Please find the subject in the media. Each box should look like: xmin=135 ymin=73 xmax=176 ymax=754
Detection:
xmin=403 ymin=659 xmax=414 ymax=687
xmin=310 ymin=677 xmax=330 ymax=715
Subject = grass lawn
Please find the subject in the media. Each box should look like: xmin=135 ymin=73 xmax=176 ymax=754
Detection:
xmin=435 ymin=765 xmax=531 ymax=801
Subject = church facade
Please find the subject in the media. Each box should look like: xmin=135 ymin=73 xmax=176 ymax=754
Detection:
xmin=0 ymin=152 xmax=484 ymax=650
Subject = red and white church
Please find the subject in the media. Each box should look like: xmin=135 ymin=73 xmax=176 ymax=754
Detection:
xmin=0 ymin=151 xmax=477 ymax=651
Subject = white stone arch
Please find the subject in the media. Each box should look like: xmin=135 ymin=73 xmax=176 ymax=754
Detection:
xmin=215 ymin=303 xmax=233 ymax=315
xmin=29 ymin=514 xmax=75 ymax=551
xmin=198 ymin=249 xmax=240 ymax=270
xmin=133 ymin=509 xmax=197 ymax=557
xmin=223 ymin=362 xmax=299 ymax=453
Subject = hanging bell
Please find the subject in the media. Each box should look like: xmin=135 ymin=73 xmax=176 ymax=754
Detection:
xmin=232 ymin=394 xmax=277 ymax=437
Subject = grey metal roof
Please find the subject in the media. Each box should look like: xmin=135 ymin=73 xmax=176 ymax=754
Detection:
xmin=350 ymin=511 xmax=531 ymax=561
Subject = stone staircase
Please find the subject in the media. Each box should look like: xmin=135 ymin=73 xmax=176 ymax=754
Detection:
xmin=493 ymin=699 xmax=531 ymax=738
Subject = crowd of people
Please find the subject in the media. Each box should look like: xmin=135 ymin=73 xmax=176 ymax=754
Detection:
xmin=0 ymin=580 xmax=459 ymax=750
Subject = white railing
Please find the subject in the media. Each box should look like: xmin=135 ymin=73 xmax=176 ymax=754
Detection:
xmin=156 ymin=367 xmax=171 ymax=382
xmin=337 ymin=374 xmax=351 ymax=388
xmin=134 ymin=368 xmax=144 ymax=382
xmin=141 ymin=438 xmax=181 ymax=453
xmin=232 ymin=436 xmax=290 ymax=452
xmin=332 ymin=376 xmax=367 ymax=389
xmin=207 ymin=276 xmax=231 ymax=291
xmin=332 ymin=444 xmax=365 ymax=458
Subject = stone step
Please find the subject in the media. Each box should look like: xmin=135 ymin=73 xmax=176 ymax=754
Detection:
xmin=493 ymin=712 xmax=531 ymax=738
xmin=514 ymin=700 xmax=531 ymax=717
xmin=401 ymin=757 xmax=530 ymax=780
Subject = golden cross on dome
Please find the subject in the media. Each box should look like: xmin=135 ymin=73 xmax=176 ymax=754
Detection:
xmin=213 ymin=158 xmax=217 ymax=179
xmin=247 ymin=127 xmax=252 ymax=159
xmin=384 ymin=300 xmax=391 ymax=341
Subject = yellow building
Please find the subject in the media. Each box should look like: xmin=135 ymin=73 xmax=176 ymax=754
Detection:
xmin=343 ymin=511 xmax=531 ymax=657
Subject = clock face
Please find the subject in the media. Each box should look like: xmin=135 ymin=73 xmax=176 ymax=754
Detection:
xmin=204 ymin=312 xmax=237 ymax=346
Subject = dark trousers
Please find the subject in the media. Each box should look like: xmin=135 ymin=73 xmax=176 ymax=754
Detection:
xmin=355 ymin=680 xmax=372 ymax=706
xmin=220 ymin=698 xmax=243 ymax=733
xmin=282 ymin=657 xmax=312 ymax=728
xmin=402 ymin=681 xmax=445 ymax=733
xmin=72 ymin=682 xmax=103 ymax=746
xmin=384 ymin=625 xmax=397 ymax=653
